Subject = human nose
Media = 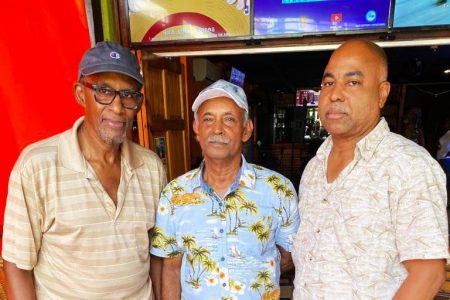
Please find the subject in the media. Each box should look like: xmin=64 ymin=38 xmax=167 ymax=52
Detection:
xmin=213 ymin=120 xmax=224 ymax=134
xmin=109 ymin=93 xmax=125 ymax=113
xmin=329 ymin=82 xmax=344 ymax=102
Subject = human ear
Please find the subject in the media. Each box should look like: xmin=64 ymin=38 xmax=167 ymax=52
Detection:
xmin=74 ymin=83 xmax=86 ymax=107
xmin=193 ymin=119 xmax=199 ymax=136
xmin=242 ymin=119 xmax=254 ymax=143
xmin=378 ymin=81 xmax=391 ymax=109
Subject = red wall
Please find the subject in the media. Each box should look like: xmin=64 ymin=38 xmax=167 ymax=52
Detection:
xmin=0 ymin=1 xmax=91 ymax=249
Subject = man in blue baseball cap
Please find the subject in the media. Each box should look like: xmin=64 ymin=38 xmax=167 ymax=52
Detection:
xmin=150 ymin=79 xmax=300 ymax=299
xmin=3 ymin=41 xmax=166 ymax=299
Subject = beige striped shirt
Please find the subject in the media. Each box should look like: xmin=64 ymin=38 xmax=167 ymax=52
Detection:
xmin=2 ymin=117 xmax=166 ymax=299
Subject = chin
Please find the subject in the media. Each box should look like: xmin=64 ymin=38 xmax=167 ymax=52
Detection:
xmin=204 ymin=150 xmax=234 ymax=161
xmin=99 ymin=131 xmax=127 ymax=145
xmin=324 ymin=125 xmax=351 ymax=137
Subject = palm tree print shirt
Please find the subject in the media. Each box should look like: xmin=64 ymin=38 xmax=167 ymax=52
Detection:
xmin=151 ymin=157 xmax=300 ymax=300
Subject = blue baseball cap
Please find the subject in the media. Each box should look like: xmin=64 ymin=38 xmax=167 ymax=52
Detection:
xmin=78 ymin=41 xmax=143 ymax=85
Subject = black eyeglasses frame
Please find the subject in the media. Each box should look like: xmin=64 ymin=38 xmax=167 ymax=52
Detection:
xmin=81 ymin=81 xmax=143 ymax=110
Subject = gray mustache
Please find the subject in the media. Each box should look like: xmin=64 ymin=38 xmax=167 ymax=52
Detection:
xmin=207 ymin=134 xmax=230 ymax=144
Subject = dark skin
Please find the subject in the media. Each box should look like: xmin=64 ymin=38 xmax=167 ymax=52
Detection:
xmin=4 ymin=72 xmax=145 ymax=300
xmin=161 ymin=97 xmax=294 ymax=299
xmin=320 ymin=39 xmax=446 ymax=299
xmin=75 ymin=72 xmax=139 ymax=204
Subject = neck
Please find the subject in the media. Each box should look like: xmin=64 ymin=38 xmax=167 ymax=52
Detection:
xmin=330 ymin=136 xmax=358 ymax=155
xmin=78 ymin=123 xmax=121 ymax=165
xmin=203 ymin=155 xmax=242 ymax=196
xmin=331 ymin=118 xmax=380 ymax=153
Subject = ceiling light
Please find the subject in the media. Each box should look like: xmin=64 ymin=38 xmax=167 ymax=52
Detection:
xmin=444 ymin=69 xmax=450 ymax=74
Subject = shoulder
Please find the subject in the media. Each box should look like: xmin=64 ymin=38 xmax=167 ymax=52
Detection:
xmin=128 ymin=141 xmax=165 ymax=170
xmin=380 ymin=132 xmax=440 ymax=167
xmin=128 ymin=141 xmax=160 ymax=161
xmin=168 ymin=168 xmax=199 ymax=186
xmin=378 ymin=132 xmax=445 ymax=180
xmin=14 ymin=131 xmax=65 ymax=174
xmin=251 ymin=164 xmax=296 ymax=188
xmin=162 ymin=168 xmax=200 ymax=192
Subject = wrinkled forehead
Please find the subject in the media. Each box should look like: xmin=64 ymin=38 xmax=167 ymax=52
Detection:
xmin=325 ymin=45 xmax=385 ymax=79
xmin=83 ymin=72 xmax=141 ymax=88
xmin=198 ymin=96 xmax=243 ymax=111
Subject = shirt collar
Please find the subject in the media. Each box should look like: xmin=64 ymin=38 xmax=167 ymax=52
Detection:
xmin=192 ymin=155 xmax=257 ymax=192
xmin=355 ymin=118 xmax=390 ymax=160
xmin=316 ymin=118 xmax=390 ymax=161
xmin=58 ymin=116 xmax=143 ymax=175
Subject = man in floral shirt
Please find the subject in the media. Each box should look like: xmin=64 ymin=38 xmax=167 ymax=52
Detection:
xmin=150 ymin=79 xmax=300 ymax=300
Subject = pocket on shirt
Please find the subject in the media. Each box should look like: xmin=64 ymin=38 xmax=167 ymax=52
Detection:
xmin=133 ymin=222 xmax=150 ymax=261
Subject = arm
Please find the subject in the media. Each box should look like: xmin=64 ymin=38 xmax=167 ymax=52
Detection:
xmin=393 ymin=259 xmax=446 ymax=300
xmin=275 ymin=178 xmax=300 ymax=274
xmin=278 ymin=246 xmax=294 ymax=273
xmin=161 ymin=256 xmax=182 ymax=300
xmin=150 ymin=254 xmax=163 ymax=300
xmin=3 ymin=260 xmax=36 ymax=300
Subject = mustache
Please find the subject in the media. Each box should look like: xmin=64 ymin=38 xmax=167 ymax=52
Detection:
xmin=325 ymin=105 xmax=348 ymax=115
xmin=207 ymin=134 xmax=230 ymax=144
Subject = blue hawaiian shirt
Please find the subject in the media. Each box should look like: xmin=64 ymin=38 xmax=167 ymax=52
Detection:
xmin=150 ymin=157 xmax=300 ymax=300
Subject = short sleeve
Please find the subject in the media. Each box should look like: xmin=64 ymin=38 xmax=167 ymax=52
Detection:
xmin=157 ymin=159 xmax=167 ymax=194
xmin=394 ymin=156 xmax=449 ymax=262
xmin=275 ymin=179 xmax=301 ymax=252
xmin=150 ymin=183 xmax=182 ymax=258
xmin=2 ymin=163 xmax=43 ymax=270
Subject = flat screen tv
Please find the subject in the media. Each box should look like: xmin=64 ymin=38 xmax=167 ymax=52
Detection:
xmin=393 ymin=0 xmax=450 ymax=28
xmin=254 ymin=0 xmax=391 ymax=36
xmin=230 ymin=67 xmax=245 ymax=87
xmin=128 ymin=0 xmax=250 ymax=43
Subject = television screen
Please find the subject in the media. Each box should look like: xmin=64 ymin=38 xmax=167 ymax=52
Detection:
xmin=393 ymin=0 xmax=450 ymax=28
xmin=296 ymin=89 xmax=319 ymax=107
xmin=230 ymin=67 xmax=245 ymax=87
xmin=128 ymin=0 xmax=250 ymax=43
xmin=254 ymin=0 xmax=391 ymax=36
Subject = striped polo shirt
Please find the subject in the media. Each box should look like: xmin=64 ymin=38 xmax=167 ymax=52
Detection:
xmin=2 ymin=117 xmax=166 ymax=299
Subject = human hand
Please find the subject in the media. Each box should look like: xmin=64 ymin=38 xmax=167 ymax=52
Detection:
xmin=227 ymin=0 xmax=250 ymax=15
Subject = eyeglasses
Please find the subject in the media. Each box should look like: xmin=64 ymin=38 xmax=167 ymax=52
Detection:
xmin=81 ymin=81 xmax=143 ymax=110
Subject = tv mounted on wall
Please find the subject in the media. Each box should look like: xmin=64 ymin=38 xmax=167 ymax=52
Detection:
xmin=393 ymin=0 xmax=450 ymax=29
xmin=128 ymin=0 xmax=251 ymax=43
xmin=254 ymin=0 xmax=391 ymax=36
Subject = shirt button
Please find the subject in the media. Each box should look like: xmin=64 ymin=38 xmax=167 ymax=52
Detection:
xmin=219 ymin=202 xmax=223 ymax=207
xmin=316 ymin=229 xmax=320 ymax=233
xmin=221 ymin=257 xmax=225 ymax=261
xmin=321 ymin=198 xmax=328 ymax=203
xmin=222 ymin=283 xmax=226 ymax=287
xmin=219 ymin=229 xmax=224 ymax=233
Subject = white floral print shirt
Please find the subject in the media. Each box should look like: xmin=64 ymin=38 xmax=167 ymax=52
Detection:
xmin=292 ymin=118 xmax=448 ymax=300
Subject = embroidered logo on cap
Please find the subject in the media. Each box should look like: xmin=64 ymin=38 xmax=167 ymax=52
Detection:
xmin=110 ymin=51 xmax=120 ymax=59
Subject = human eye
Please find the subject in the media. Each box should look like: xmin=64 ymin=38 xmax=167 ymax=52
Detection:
xmin=96 ymin=86 xmax=114 ymax=96
xmin=202 ymin=116 xmax=213 ymax=123
xmin=321 ymin=80 xmax=334 ymax=88
xmin=224 ymin=116 xmax=237 ymax=124
xmin=120 ymin=90 xmax=135 ymax=99
xmin=347 ymin=80 xmax=361 ymax=87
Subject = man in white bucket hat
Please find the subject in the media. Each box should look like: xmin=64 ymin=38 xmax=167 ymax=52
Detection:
xmin=151 ymin=79 xmax=300 ymax=300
